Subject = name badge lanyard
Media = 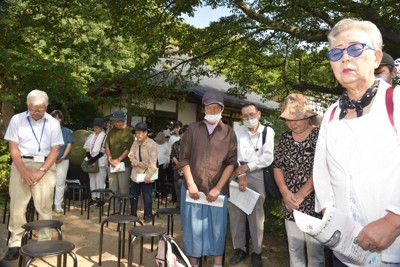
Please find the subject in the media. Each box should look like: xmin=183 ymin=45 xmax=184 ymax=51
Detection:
xmin=27 ymin=117 xmax=46 ymax=152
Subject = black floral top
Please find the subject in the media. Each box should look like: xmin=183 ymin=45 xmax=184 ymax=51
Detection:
xmin=273 ymin=127 xmax=321 ymax=221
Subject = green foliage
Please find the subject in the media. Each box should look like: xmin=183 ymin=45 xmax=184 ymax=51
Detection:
xmin=2 ymin=0 xmax=398 ymax=133
xmin=262 ymin=114 xmax=288 ymax=144
xmin=264 ymin=199 xmax=285 ymax=234
xmin=0 ymin=139 xmax=10 ymax=201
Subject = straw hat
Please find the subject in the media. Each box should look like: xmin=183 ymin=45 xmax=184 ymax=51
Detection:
xmin=280 ymin=94 xmax=318 ymax=121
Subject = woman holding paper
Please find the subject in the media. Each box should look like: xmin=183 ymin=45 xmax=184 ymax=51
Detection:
xmin=313 ymin=18 xmax=400 ymax=266
xmin=128 ymin=122 xmax=157 ymax=223
xmin=176 ymin=90 xmax=237 ymax=267
xmin=273 ymin=93 xmax=325 ymax=266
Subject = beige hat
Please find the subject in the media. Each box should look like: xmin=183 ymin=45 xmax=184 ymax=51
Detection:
xmin=154 ymin=132 xmax=166 ymax=143
xmin=280 ymin=94 xmax=318 ymax=121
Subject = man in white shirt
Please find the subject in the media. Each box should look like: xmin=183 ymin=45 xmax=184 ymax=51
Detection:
xmin=228 ymin=103 xmax=274 ymax=267
xmin=3 ymin=89 xmax=63 ymax=261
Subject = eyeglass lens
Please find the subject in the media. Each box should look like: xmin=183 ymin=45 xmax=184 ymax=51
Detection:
xmin=326 ymin=43 xmax=371 ymax=62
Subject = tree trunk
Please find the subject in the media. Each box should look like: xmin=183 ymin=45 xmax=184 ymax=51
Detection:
xmin=1 ymin=101 xmax=14 ymax=136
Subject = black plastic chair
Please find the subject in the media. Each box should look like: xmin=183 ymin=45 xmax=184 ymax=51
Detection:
xmin=87 ymin=188 xmax=113 ymax=223
xmin=99 ymin=214 xmax=142 ymax=266
xmin=20 ymin=240 xmax=77 ymax=267
xmin=127 ymin=225 xmax=166 ymax=266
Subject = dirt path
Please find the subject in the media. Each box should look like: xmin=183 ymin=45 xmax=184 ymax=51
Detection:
xmin=0 ymin=200 xmax=289 ymax=267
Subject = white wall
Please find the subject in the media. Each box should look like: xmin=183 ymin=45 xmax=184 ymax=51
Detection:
xmin=155 ymin=100 xmax=176 ymax=112
xmin=100 ymin=100 xmax=198 ymax=127
xmin=178 ymin=102 xmax=197 ymax=125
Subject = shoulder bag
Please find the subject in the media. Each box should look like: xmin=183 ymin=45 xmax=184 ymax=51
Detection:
xmin=81 ymin=134 xmax=106 ymax=173
xmin=262 ymin=127 xmax=282 ymax=200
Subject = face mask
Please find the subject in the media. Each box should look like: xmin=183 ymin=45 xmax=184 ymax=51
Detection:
xmin=243 ymin=117 xmax=259 ymax=128
xmin=205 ymin=113 xmax=222 ymax=124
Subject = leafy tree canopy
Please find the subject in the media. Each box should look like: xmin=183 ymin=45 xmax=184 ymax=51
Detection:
xmin=167 ymin=0 xmax=400 ymax=102
xmin=1 ymin=0 xmax=399 ymax=134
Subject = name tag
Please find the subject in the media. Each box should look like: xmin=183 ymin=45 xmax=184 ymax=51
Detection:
xmin=33 ymin=156 xmax=45 ymax=163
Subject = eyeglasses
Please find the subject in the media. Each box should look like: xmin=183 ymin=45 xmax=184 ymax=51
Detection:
xmin=242 ymin=112 xmax=258 ymax=120
xmin=29 ymin=108 xmax=46 ymax=114
xmin=325 ymin=43 xmax=375 ymax=62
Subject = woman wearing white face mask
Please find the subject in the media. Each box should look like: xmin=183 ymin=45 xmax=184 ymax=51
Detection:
xmin=176 ymin=90 xmax=237 ymax=267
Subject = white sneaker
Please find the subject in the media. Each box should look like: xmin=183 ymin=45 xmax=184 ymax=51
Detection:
xmin=54 ymin=207 xmax=64 ymax=213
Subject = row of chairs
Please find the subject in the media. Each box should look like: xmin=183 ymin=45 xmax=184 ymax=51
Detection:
xmin=1 ymin=180 xmax=181 ymax=266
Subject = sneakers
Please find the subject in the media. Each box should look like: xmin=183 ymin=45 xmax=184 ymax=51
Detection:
xmin=229 ymin=249 xmax=247 ymax=265
xmin=251 ymin=252 xmax=263 ymax=267
xmin=3 ymin=247 xmax=20 ymax=261
xmin=54 ymin=206 xmax=64 ymax=214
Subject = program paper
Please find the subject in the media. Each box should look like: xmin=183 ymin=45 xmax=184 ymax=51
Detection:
xmin=228 ymin=180 xmax=260 ymax=215
xmin=110 ymin=162 xmax=126 ymax=173
xmin=185 ymin=191 xmax=225 ymax=207
xmin=293 ymin=205 xmax=378 ymax=265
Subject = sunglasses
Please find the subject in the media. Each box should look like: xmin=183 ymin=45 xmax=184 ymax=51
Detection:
xmin=326 ymin=43 xmax=375 ymax=62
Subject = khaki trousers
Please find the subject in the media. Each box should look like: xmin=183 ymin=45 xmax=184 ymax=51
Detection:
xmin=228 ymin=170 xmax=265 ymax=254
xmin=8 ymin=159 xmax=56 ymax=247
xmin=108 ymin=167 xmax=131 ymax=195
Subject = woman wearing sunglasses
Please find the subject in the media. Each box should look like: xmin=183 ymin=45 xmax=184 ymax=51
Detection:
xmin=313 ymin=18 xmax=400 ymax=266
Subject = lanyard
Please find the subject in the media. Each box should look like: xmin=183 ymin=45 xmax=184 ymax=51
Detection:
xmin=27 ymin=116 xmax=46 ymax=152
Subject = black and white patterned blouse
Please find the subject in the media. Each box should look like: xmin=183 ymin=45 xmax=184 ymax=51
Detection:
xmin=273 ymin=127 xmax=321 ymax=221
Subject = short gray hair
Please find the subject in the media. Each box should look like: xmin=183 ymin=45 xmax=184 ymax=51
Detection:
xmin=26 ymin=89 xmax=49 ymax=106
xmin=327 ymin=18 xmax=382 ymax=50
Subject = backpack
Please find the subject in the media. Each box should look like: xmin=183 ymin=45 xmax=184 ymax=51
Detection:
xmin=155 ymin=235 xmax=191 ymax=267
xmin=329 ymin=86 xmax=396 ymax=133
xmin=262 ymin=127 xmax=282 ymax=200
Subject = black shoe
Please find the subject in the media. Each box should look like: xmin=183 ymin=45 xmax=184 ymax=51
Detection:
xmin=3 ymin=247 xmax=20 ymax=261
xmin=144 ymin=216 xmax=153 ymax=223
xmin=88 ymin=199 xmax=97 ymax=206
xmin=96 ymin=200 xmax=105 ymax=207
xmin=229 ymin=249 xmax=247 ymax=265
xmin=251 ymin=252 xmax=262 ymax=267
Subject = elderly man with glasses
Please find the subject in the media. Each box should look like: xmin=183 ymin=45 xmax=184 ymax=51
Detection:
xmin=3 ymin=89 xmax=63 ymax=261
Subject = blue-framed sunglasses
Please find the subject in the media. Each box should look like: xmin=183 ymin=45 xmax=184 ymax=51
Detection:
xmin=325 ymin=43 xmax=375 ymax=62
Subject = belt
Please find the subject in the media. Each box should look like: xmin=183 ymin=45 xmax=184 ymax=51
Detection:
xmin=22 ymin=156 xmax=48 ymax=160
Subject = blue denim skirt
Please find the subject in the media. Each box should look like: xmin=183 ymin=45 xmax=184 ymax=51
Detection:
xmin=180 ymin=185 xmax=228 ymax=257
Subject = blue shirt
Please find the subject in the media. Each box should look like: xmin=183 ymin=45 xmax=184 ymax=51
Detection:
xmin=58 ymin=126 xmax=74 ymax=160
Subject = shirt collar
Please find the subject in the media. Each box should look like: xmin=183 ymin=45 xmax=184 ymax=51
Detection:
xmin=25 ymin=111 xmax=48 ymax=122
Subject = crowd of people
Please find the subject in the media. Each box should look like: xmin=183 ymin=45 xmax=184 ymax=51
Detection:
xmin=2 ymin=17 xmax=400 ymax=267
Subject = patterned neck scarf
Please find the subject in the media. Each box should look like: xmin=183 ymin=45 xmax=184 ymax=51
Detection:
xmin=338 ymin=80 xmax=379 ymax=120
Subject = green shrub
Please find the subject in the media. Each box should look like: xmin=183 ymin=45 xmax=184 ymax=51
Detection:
xmin=0 ymin=139 xmax=10 ymax=201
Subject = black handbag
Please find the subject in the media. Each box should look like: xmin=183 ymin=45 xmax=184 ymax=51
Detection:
xmin=262 ymin=127 xmax=282 ymax=200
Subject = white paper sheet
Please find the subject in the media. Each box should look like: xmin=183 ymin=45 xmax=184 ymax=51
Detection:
xmin=185 ymin=191 xmax=225 ymax=207
xmin=293 ymin=205 xmax=379 ymax=265
xmin=135 ymin=172 xmax=158 ymax=182
xmin=228 ymin=180 xmax=260 ymax=215
xmin=110 ymin=162 xmax=126 ymax=173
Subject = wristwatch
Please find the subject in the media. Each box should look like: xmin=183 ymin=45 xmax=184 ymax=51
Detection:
xmin=39 ymin=167 xmax=47 ymax=173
